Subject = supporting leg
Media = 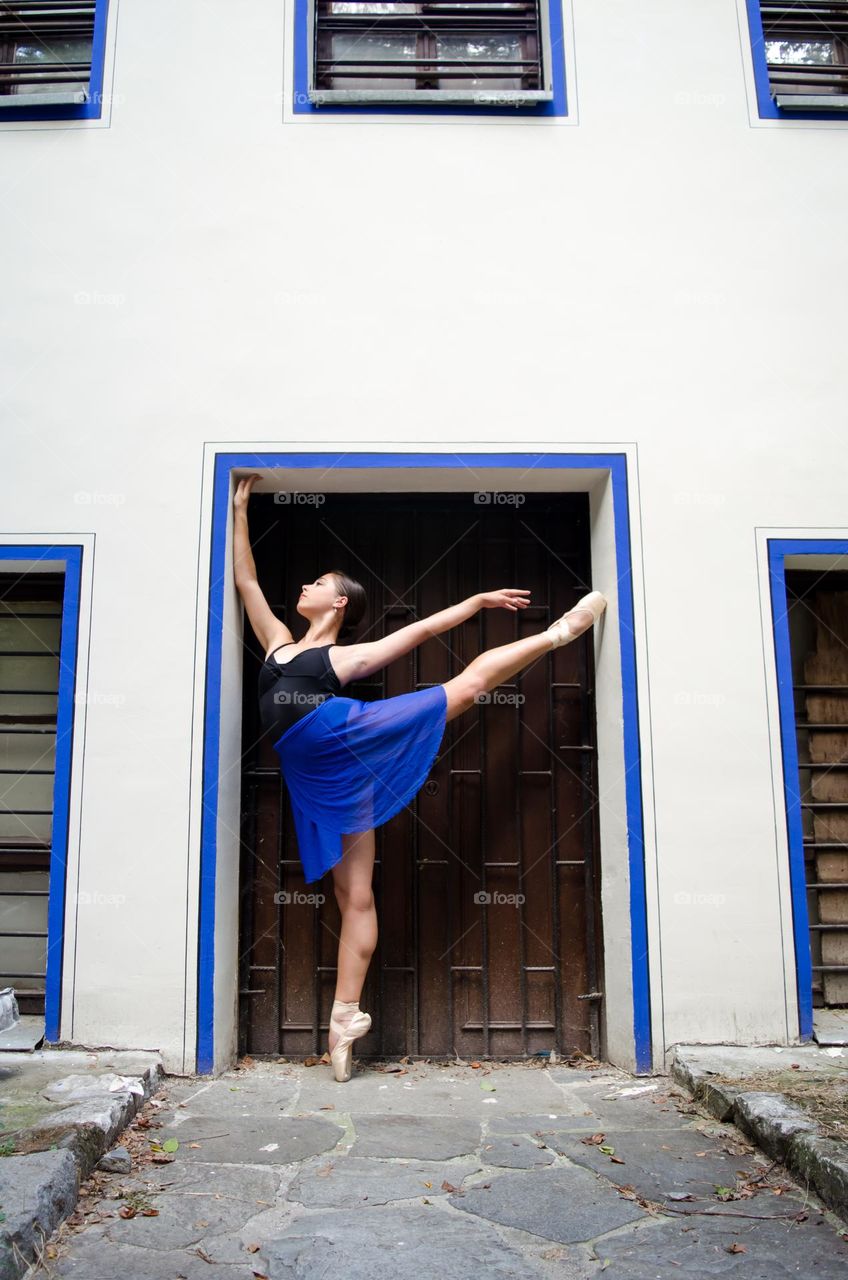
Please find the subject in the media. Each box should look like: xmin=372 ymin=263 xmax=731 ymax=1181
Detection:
xmin=328 ymin=827 xmax=376 ymax=1054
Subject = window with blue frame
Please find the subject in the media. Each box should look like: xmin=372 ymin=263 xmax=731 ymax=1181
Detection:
xmin=746 ymin=0 xmax=848 ymax=120
xmin=295 ymin=0 xmax=567 ymax=116
xmin=0 ymin=0 xmax=110 ymax=121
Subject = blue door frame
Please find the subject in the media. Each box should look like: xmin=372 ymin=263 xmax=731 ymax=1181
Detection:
xmin=198 ymin=453 xmax=650 ymax=1072
xmin=767 ymin=538 xmax=848 ymax=1040
xmin=0 ymin=545 xmax=82 ymax=1043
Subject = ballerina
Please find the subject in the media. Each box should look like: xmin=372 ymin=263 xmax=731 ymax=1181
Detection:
xmin=233 ymin=474 xmax=607 ymax=1081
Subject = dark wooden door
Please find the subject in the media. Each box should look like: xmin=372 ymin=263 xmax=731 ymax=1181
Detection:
xmin=239 ymin=492 xmax=604 ymax=1060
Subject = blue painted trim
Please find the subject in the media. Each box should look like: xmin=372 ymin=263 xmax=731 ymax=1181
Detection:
xmin=767 ymin=538 xmax=848 ymax=1039
xmin=293 ymin=0 xmax=567 ymax=117
xmin=0 ymin=544 xmax=82 ymax=1041
xmin=744 ymin=0 xmax=848 ymax=123
xmin=612 ymin=461 xmax=651 ymax=1073
xmin=198 ymin=452 xmax=650 ymax=1074
xmin=197 ymin=461 xmax=230 ymax=1073
xmin=0 ymin=0 xmax=110 ymax=122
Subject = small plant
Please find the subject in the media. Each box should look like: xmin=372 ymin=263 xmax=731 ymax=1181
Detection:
xmin=0 ymin=1139 xmax=15 ymax=1157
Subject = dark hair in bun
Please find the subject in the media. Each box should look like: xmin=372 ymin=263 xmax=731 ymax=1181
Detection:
xmin=327 ymin=570 xmax=367 ymax=642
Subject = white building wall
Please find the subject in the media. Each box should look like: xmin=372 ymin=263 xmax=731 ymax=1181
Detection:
xmin=1 ymin=0 xmax=844 ymax=1074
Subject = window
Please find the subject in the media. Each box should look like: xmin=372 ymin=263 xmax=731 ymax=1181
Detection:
xmin=302 ymin=0 xmax=565 ymax=112
xmin=0 ymin=0 xmax=110 ymax=119
xmin=747 ymin=1 xmax=848 ymax=118
xmin=0 ymin=571 xmax=63 ymax=1027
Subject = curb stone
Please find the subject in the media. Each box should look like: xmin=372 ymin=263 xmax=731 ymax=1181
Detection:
xmin=668 ymin=1051 xmax=742 ymax=1122
xmin=669 ymin=1048 xmax=848 ymax=1228
xmin=0 ymin=1058 xmax=164 ymax=1280
xmin=734 ymin=1090 xmax=819 ymax=1162
xmin=701 ymin=1078 xmax=741 ymax=1122
xmin=0 ymin=1151 xmax=78 ymax=1280
xmin=792 ymin=1133 xmax=848 ymax=1220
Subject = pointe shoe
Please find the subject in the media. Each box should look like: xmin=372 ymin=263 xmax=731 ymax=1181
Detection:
xmin=329 ymin=1005 xmax=372 ymax=1083
xmin=545 ymin=590 xmax=607 ymax=649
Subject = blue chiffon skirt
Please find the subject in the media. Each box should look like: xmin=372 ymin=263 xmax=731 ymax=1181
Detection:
xmin=272 ymin=683 xmax=448 ymax=884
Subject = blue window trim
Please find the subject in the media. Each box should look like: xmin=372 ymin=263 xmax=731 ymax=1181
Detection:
xmin=767 ymin=539 xmax=848 ymax=1041
xmin=0 ymin=0 xmax=110 ymax=123
xmin=0 ymin=544 xmax=82 ymax=1043
xmin=293 ymin=0 xmax=567 ymax=117
xmin=745 ymin=0 xmax=848 ymax=123
xmin=198 ymin=452 xmax=649 ymax=1074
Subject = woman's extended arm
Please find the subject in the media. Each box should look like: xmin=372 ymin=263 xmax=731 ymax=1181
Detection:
xmin=233 ymin=475 xmax=293 ymax=655
xmin=341 ymin=588 xmax=530 ymax=682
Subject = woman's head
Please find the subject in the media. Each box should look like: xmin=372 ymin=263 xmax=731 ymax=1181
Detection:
xmin=297 ymin=570 xmax=367 ymax=642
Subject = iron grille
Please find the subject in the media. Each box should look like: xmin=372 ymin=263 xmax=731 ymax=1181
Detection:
xmin=0 ymin=1 xmax=95 ymax=104
xmin=310 ymin=0 xmax=552 ymax=106
xmin=760 ymin=2 xmax=848 ymax=108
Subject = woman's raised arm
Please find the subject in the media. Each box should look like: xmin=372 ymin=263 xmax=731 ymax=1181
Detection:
xmin=341 ymin=588 xmax=530 ymax=682
xmin=233 ymin=474 xmax=293 ymax=656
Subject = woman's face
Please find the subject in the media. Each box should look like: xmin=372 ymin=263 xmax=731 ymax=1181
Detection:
xmin=297 ymin=573 xmax=346 ymax=622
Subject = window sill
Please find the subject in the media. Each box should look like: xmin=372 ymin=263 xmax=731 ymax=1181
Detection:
xmin=0 ymin=89 xmax=88 ymax=109
xmin=773 ymin=93 xmax=848 ymax=112
xmin=308 ymin=88 xmax=553 ymax=107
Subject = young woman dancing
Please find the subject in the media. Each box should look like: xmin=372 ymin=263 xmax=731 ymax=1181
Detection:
xmin=233 ymin=474 xmax=607 ymax=1082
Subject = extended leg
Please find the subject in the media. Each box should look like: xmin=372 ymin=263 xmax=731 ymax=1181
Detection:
xmin=442 ymin=592 xmax=605 ymax=723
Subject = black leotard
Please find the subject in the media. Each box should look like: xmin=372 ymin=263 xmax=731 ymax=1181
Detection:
xmin=258 ymin=644 xmax=342 ymax=741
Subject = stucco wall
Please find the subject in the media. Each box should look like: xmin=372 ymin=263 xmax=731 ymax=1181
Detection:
xmin=1 ymin=0 xmax=844 ymax=1073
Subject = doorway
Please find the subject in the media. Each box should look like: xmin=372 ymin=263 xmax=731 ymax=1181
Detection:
xmin=237 ymin=491 xmax=605 ymax=1061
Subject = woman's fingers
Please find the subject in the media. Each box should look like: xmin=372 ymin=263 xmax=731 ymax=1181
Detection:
xmin=505 ymin=589 xmax=530 ymax=607
xmin=234 ymin=473 xmax=263 ymax=506
xmin=481 ymin=588 xmax=531 ymax=610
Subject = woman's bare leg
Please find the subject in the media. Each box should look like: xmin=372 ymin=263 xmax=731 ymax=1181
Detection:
xmin=442 ymin=602 xmax=598 ymax=724
xmin=328 ymin=827 xmax=376 ymax=1052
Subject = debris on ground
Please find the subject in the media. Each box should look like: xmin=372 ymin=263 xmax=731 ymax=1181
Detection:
xmin=705 ymin=1066 xmax=848 ymax=1142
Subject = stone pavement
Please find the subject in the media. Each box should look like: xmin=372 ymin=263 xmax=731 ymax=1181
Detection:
xmin=20 ymin=1056 xmax=848 ymax=1279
